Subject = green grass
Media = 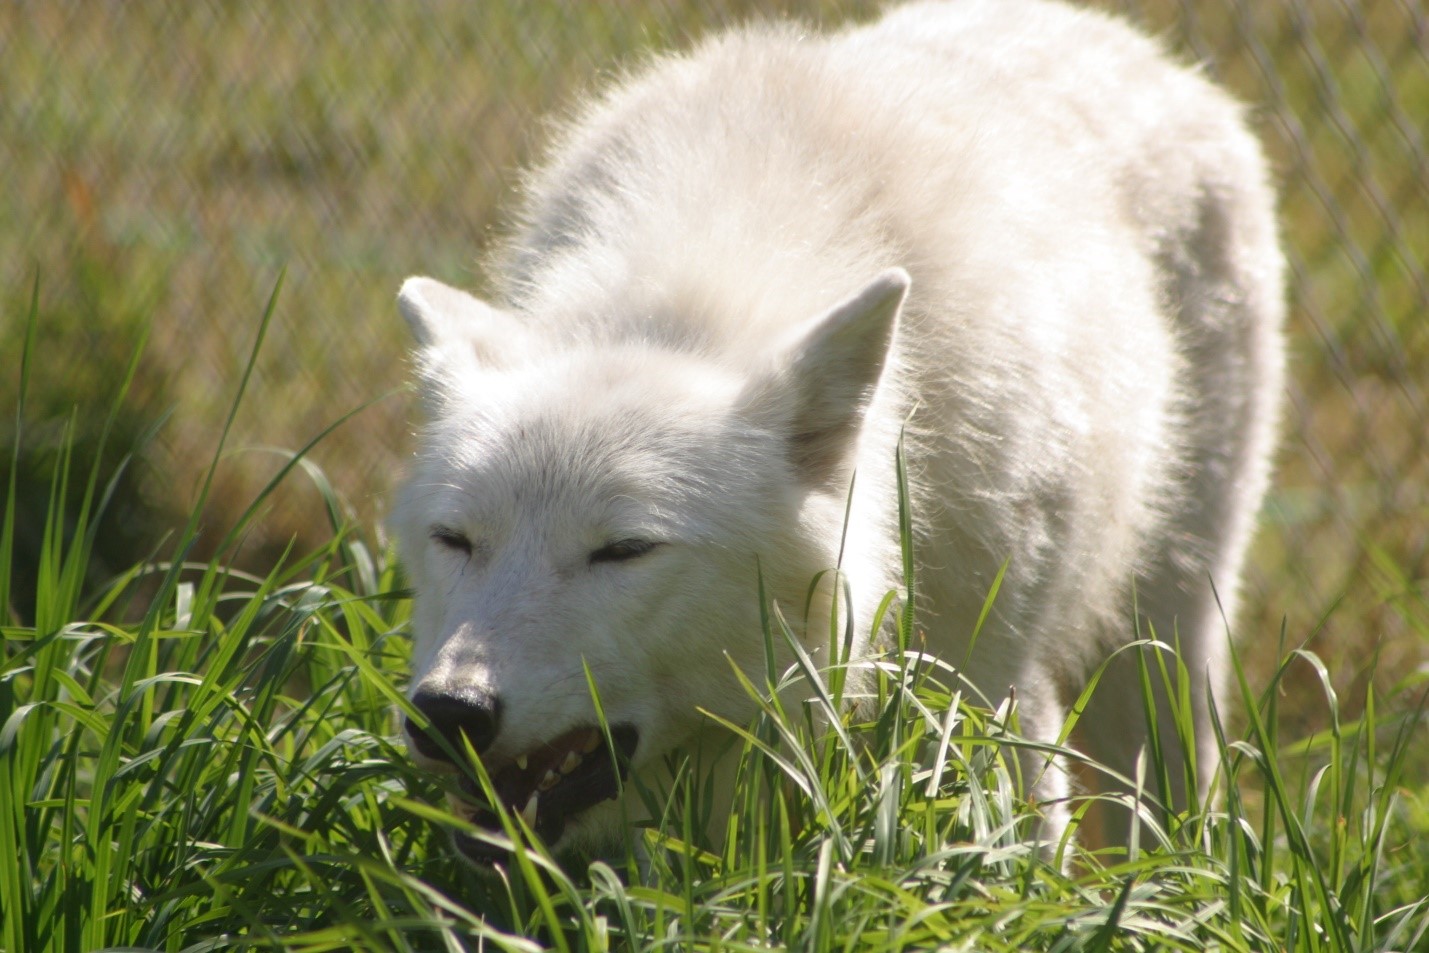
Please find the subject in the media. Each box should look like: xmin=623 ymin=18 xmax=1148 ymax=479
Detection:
xmin=3 ymin=292 xmax=1427 ymax=952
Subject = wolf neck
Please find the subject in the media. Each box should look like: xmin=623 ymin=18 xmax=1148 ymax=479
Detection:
xmin=501 ymin=217 xmax=898 ymax=365
xmin=494 ymin=49 xmax=906 ymax=360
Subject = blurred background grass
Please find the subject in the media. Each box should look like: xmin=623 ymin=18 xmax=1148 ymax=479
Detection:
xmin=3 ymin=1 xmax=1426 ymax=735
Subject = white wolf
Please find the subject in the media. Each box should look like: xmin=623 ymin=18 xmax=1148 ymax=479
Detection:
xmin=394 ymin=0 xmax=1283 ymax=862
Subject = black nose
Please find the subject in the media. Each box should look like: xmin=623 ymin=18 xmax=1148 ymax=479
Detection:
xmin=405 ymin=687 xmax=501 ymax=762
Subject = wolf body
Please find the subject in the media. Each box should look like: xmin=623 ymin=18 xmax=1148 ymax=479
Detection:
xmin=394 ymin=0 xmax=1283 ymax=859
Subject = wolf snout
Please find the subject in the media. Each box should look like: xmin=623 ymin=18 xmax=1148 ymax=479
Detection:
xmin=404 ymin=684 xmax=642 ymax=862
xmin=405 ymin=687 xmax=502 ymax=763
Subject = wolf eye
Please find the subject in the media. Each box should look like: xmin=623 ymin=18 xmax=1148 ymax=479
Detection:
xmin=589 ymin=538 xmax=661 ymax=565
xmin=430 ymin=527 xmax=473 ymax=556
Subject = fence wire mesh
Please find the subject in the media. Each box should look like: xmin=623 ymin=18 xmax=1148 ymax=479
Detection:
xmin=3 ymin=2 xmax=1426 ymax=711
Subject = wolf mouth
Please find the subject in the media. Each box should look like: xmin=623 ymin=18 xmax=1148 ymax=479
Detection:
xmin=447 ymin=724 xmax=639 ymax=864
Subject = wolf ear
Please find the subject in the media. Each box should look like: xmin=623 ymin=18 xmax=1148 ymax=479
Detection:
xmin=773 ymin=268 xmax=908 ymax=485
xmin=398 ymin=276 xmax=527 ymax=361
xmin=397 ymin=276 xmax=528 ymax=408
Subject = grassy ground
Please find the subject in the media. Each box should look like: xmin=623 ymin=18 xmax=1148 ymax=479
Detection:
xmin=3 ymin=2 xmax=1428 ymax=950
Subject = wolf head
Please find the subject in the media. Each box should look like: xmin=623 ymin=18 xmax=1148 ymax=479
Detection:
xmin=393 ymin=270 xmax=907 ymax=862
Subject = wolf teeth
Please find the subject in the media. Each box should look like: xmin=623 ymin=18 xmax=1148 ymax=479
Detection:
xmin=580 ymin=733 xmax=602 ymax=754
xmin=559 ymin=751 xmax=582 ymax=774
xmin=514 ymin=754 xmax=528 ymax=771
xmin=519 ymin=793 xmax=539 ymax=827
xmin=539 ymin=770 xmax=561 ymax=791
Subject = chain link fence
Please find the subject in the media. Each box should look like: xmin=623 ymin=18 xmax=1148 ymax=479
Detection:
xmin=4 ymin=1 xmax=1426 ymax=714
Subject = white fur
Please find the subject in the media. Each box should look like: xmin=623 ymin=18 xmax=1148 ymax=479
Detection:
xmin=395 ymin=0 xmax=1283 ymax=852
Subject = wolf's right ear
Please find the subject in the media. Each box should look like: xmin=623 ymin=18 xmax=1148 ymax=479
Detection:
xmin=748 ymin=268 xmax=908 ymax=488
xmin=398 ymin=276 xmax=529 ymax=409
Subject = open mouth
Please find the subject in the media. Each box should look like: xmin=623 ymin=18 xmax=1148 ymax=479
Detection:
xmin=447 ymin=724 xmax=639 ymax=864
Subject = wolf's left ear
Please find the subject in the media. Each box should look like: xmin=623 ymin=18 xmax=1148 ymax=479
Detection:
xmin=769 ymin=268 xmax=908 ymax=485
xmin=398 ymin=276 xmax=529 ymax=408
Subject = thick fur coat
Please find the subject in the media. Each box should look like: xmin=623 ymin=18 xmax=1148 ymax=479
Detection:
xmin=394 ymin=0 xmax=1283 ymax=859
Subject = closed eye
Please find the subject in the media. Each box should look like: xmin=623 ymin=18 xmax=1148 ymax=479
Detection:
xmin=430 ymin=526 xmax=473 ymax=556
xmin=589 ymin=538 xmax=662 ymax=565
